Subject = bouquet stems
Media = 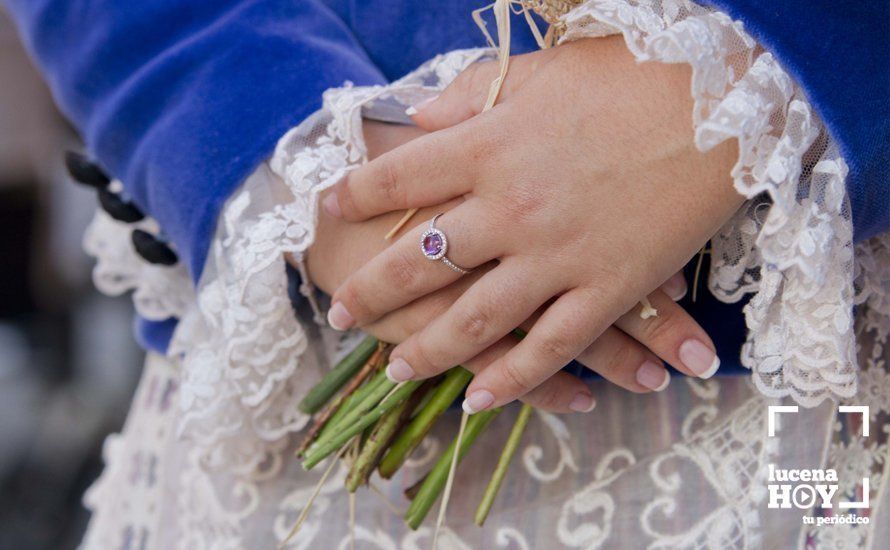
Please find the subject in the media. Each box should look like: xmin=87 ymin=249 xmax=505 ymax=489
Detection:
xmin=296 ymin=350 xmax=382 ymax=456
xmin=345 ymin=396 xmax=411 ymax=492
xmin=330 ymin=375 xmax=398 ymax=434
xmin=316 ymin=369 xmax=388 ymax=444
xmin=474 ymin=403 xmax=533 ymax=526
xmin=303 ymin=380 xmax=423 ymax=470
xmin=299 ymin=336 xmax=379 ymax=414
xmin=294 ymin=329 xmax=539 ymax=531
xmin=378 ymin=367 xmax=473 ymax=479
xmin=404 ymin=408 xmax=501 ymax=530
xmin=345 ymin=381 xmax=431 ymax=492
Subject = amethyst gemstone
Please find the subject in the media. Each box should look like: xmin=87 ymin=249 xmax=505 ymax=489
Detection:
xmin=422 ymin=233 xmax=444 ymax=257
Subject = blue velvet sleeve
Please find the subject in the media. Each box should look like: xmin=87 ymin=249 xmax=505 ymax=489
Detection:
xmin=702 ymin=0 xmax=889 ymax=242
xmin=4 ymin=0 xmax=387 ymax=280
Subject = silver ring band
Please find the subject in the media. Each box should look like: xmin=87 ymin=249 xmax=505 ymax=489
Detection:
xmin=420 ymin=214 xmax=472 ymax=275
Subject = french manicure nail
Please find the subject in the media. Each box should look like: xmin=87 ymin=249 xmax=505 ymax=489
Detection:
xmin=662 ymin=273 xmax=688 ymax=301
xmin=636 ymin=361 xmax=670 ymax=391
xmin=462 ymin=390 xmax=494 ymax=415
xmin=679 ymin=339 xmax=720 ymax=378
xmin=326 ymin=301 xmax=354 ymax=331
xmin=385 ymin=358 xmax=415 ymax=382
xmin=569 ymin=392 xmax=596 ymax=413
xmin=322 ymin=192 xmax=342 ymax=218
xmin=405 ymin=95 xmax=439 ymax=116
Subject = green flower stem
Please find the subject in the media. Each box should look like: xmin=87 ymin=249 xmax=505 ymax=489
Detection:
xmin=316 ymin=369 xmax=388 ymax=444
xmin=296 ymin=352 xmax=382 ymax=457
xmin=326 ymin=374 xmax=397 ymax=437
xmin=474 ymin=403 xmax=533 ymax=526
xmin=299 ymin=336 xmax=379 ymax=414
xmin=345 ymin=394 xmax=413 ymax=492
xmin=404 ymin=408 xmax=501 ymax=530
xmin=303 ymin=380 xmax=423 ymax=470
xmin=378 ymin=367 xmax=473 ymax=479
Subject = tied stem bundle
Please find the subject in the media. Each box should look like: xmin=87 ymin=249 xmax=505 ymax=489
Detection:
xmin=290 ymin=342 xmax=533 ymax=539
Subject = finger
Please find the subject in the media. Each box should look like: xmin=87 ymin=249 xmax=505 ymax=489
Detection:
xmin=407 ymin=61 xmax=499 ymax=131
xmin=385 ymin=260 xmax=557 ymax=383
xmin=362 ymin=273 xmax=480 ymax=343
xmin=463 ymin=336 xmax=595 ymax=414
xmin=322 ymin=126 xmax=476 ymax=222
xmin=659 ymin=271 xmax=688 ymax=301
xmin=616 ymin=290 xmax=720 ymax=379
xmin=462 ymin=287 xmax=608 ymax=413
xmin=328 ymin=201 xmax=502 ymax=330
xmin=366 ymin=291 xmax=595 ymax=413
xmin=573 ymin=326 xmax=670 ymax=393
xmin=408 ymin=50 xmax=551 ymax=131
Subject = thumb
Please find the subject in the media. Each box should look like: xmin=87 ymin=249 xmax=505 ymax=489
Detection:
xmin=407 ymin=52 xmax=540 ymax=131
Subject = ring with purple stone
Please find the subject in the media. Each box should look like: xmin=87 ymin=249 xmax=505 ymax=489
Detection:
xmin=420 ymin=214 xmax=472 ymax=275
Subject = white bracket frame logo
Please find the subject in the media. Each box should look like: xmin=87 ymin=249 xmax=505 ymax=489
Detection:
xmin=767 ymin=405 xmax=870 ymax=510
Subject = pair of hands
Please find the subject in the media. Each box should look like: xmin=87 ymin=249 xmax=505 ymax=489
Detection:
xmin=307 ymin=36 xmax=741 ymax=414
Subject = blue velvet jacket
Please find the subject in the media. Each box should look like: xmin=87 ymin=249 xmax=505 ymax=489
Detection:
xmin=5 ymin=0 xmax=888 ymax=374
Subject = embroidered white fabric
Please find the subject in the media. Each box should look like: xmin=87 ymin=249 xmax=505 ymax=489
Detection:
xmin=79 ymin=1 xmax=888 ymax=549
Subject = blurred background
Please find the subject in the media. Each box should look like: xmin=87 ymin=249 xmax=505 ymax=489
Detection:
xmin=0 ymin=9 xmax=143 ymax=549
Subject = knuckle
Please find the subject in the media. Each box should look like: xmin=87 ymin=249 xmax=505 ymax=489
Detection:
xmin=500 ymin=359 xmax=535 ymax=394
xmin=383 ymin=248 xmax=423 ymax=294
xmin=497 ymin=183 xmax=547 ymax=223
xmin=639 ymin=310 xmax=680 ymax=348
xmin=454 ymin=306 xmax=492 ymax=345
xmin=339 ymin=283 xmax=372 ymax=322
xmin=374 ymin=158 xmax=405 ymax=206
xmin=604 ymin=339 xmax=643 ymax=376
xmin=537 ymin=330 xmax=577 ymax=364
xmin=409 ymin=336 xmax=445 ymax=375
xmin=337 ymin=177 xmax=360 ymax=217
xmin=529 ymin=383 xmax=565 ymax=411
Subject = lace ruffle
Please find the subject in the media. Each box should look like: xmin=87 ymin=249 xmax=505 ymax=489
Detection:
xmin=561 ymin=0 xmax=890 ymax=406
xmin=83 ymin=203 xmax=193 ymax=321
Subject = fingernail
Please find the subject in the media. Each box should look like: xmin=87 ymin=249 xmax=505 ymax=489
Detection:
xmin=322 ymin=192 xmax=342 ymax=218
xmin=405 ymin=95 xmax=439 ymax=116
xmin=462 ymin=390 xmax=494 ymax=415
xmin=569 ymin=392 xmax=596 ymax=413
xmin=385 ymin=358 xmax=415 ymax=382
xmin=662 ymin=273 xmax=688 ymax=301
xmin=679 ymin=339 xmax=720 ymax=378
xmin=636 ymin=361 xmax=670 ymax=391
xmin=326 ymin=302 xmax=354 ymax=331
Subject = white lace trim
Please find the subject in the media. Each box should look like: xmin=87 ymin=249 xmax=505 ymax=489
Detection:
xmin=561 ymin=0 xmax=890 ymax=406
xmin=83 ymin=205 xmax=193 ymax=321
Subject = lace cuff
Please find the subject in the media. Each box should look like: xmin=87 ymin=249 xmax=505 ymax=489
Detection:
xmin=83 ymin=208 xmax=193 ymax=321
xmin=561 ymin=0 xmax=890 ymax=406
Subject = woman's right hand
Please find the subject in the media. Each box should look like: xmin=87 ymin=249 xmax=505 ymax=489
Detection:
xmin=304 ymin=122 xmax=705 ymax=413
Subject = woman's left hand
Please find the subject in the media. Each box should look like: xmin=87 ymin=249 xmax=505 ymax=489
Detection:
xmin=323 ymin=36 xmax=743 ymax=413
